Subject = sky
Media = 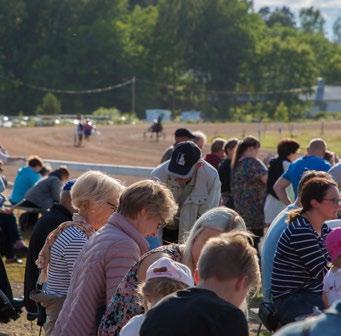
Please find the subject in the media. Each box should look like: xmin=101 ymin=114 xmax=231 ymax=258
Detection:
xmin=253 ymin=0 xmax=341 ymax=39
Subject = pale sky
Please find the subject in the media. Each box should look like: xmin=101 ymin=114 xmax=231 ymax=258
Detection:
xmin=253 ymin=0 xmax=341 ymax=39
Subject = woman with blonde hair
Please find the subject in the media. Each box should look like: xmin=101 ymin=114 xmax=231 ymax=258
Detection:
xmin=99 ymin=206 xmax=247 ymax=335
xmin=34 ymin=171 xmax=124 ymax=335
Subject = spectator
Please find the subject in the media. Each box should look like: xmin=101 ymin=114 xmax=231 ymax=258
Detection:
xmin=120 ymin=257 xmax=193 ymax=336
xmin=218 ymin=137 xmax=238 ymax=208
xmin=323 ymin=228 xmax=341 ymax=307
xmin=160 ymin=128 xmax=196 ymax=163
xmin=152 ymin=141 xmax=221 ymax=243
xmin=324 ymin=150 xmax=338 ymax=166
xmin=274 ymin=138 xmax=331 ymax=205
xmin=140 ymin=231 xmax=261 ymax=336
xmin=39 ymin=164 xmax=52 ymax=177
xmin=329 ymin=162 xmax=341 ymax=188
xmin=20 ymin=167 xmax=70 ymax=211
xmin=99 ymin=206 xmax=246 ymax=336
xmin=0 ymin=163 xmax=28 ymax=264
xmin=274 ymin=300 xmax=341 ymax=336
xmin=10 ymin=155 xmax=43 ymax=205
xmin=204 ymin=137 xmax=227 ymax=169
xmin=261 ymin=171 xmax=332 ymax=302
xmin=264 ymin=139 xmax=300 ymax=227
xmin=53 ymin=180 xmax=177 ymax=336
xmin=231 ymin=136 xmax=268 ymax=248
xmin=24 ymin=180 xmax=76 ymax=317
xmin=272 ymin=177 xmax=340 ymax=325
xmin=0 ymin=143 xmax=25 ymax=164
xmin=193 ymin=130 xmax=207 ymax=150
xmin=34 ymin=171 xmax=123 ymax=335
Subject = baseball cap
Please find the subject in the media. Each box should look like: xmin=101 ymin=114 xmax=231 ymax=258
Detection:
xmin=325 ymin=227 xmax=341 ymax=263
xmin=146 ymin=257 xmax=194 ymax=287
xmin=63 ymin=179 xmax=76 ymax=191
xmin=168 ymin=141 xmax=201 ymax=179
xmin=174 ymin=128 xmax=196 ymax=139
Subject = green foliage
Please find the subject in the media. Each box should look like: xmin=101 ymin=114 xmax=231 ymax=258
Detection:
xmin=92 ymin=106 xmax=139 ymax=124
xmin=35 ymin=92 xmax=62 ymax=115
xmin=0 ymin=1 xmax=340 ymax=121
xmin=274 ymin=101 xmax=289 ymax=121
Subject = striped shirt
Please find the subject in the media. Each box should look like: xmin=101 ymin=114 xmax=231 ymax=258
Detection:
xmin=45 ymin=226 xmax=88 ymax=296
xmin=271 ymin=215 xmax=330 ymax=300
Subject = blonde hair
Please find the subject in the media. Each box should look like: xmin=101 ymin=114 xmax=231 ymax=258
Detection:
xmin=198 ymin=231 xmax=260 ymax=293
xmin=182 ymin=207 xmax=247 ymax=273
xmin=71 ymin=170 xmax=124 ymax=211
xmin=138 ymin=278 xmax=188 ymax=310
xmin=118 ymin=179 xmax=178 ymax=222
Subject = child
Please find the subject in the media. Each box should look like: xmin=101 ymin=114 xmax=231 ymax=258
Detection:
xmin=140 ymin=231 xmax=261 ymax=336
xmin=119 ymin=257 xmax=193 ymax=336
xmin=323 ymin=227 xmax=341 ymax=307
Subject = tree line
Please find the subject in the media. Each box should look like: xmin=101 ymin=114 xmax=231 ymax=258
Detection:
xmin=0 ymin=0 xmax=341 ymax=121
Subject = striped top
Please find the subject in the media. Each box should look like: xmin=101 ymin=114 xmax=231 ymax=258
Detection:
xmin=271 ymin=215 xmax=330 ymax=300
xmin=45 ymin=226 xmax=88 ymax=296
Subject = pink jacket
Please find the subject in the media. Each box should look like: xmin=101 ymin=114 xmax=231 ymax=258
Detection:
xmin=52 ymin=213 xmax=149 ymax=336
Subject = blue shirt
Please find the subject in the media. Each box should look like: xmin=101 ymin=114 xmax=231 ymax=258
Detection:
xmin=261 ymin=203 xmax=297 ymax=301
xmin=282 ymin=155 xmax=331 ymax=197
xmin=10 ymin=166 xmax=41 ymax=204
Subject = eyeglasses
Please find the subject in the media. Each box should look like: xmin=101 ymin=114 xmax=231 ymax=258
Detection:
xmin=322 ymin=198 xmax=341 ymax=206
xmin=106 ymin=201 xmax=118 ymax=212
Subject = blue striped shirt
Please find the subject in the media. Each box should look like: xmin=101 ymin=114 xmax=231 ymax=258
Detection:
xmin=271 ymin=215 xmax=330 ymax=300
xmin=45 ymin=226 xmax=88 ymax=296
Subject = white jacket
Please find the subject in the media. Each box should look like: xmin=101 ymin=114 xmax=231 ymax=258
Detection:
xmin=151 ymin=159 xmax=221 ymax=242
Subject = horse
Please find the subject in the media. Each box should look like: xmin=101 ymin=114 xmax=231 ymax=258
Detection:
xmin=143 ymin=116 xmax=166 ymax=141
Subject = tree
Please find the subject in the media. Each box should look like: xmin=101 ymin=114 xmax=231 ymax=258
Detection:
xmin=333 ymin=17 xmax=341 ymax=44
xmin=299 ymin=7 xmax=325 ymax=34
xmin=36 ymin=92 xmax=61 ymax=115
xmin=274 ymin=101 xmax=288 ymax=121
xmin=265 ymin=7 xmax=296 ymax=28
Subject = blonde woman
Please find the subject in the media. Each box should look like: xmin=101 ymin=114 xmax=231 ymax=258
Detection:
xmin=35 ymin=171 xmax=124 ymax=335
xmin=53 ymin=179 xmax=178 ymax=336
xmin=99 ymin=206 xmax=246 ymax=336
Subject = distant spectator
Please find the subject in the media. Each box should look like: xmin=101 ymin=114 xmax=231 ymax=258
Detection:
xmin=272 ymin=177 xmax=339 ymax=325
xmin=323 ymin=228 xmax=341 ymax=307
xmin=24 ymin=180 xmax=76 ymax=317
xmin=218 ymin=137 xmax=238 ymax=208
xmin=20 ymin=167 xmax=70 ymax=211
xmin=160 ymin=128 xmax=196 ymax=163
xmin=34 ymin=171 xmax=124 ymax=335
xmin=120 ymin=257 xmax=193 ymax=336
xmin=324 ymin=150 xmax=337 ymax=166
xmin=274 ymin=138 xmax=331 ymax=205
xmin=264 ymin=139 xmax=300 ymax=227
xmin=152 ymin=141 xmax=221 ymax=243
xmin=0 ymin=144 xmax=25 ymax=164
xmin=10 ymin=155 xmax=43 ymax=205
xmin=193 ymin=131 xmax=207 ymax=150
xmin=274 ymin=300 xmax=341 ymax=336
xmin=53 ymin=180 xmax=177 ymax=336
xmin=140 ymin=231 xmax=261 ymax=336
xmin=204 ymin=137 xmax=227 ymax=169
xmin=231 ymin=136 xmax=267 ymax=248
xmin=39 ymin=164 xmax=52 ymax=177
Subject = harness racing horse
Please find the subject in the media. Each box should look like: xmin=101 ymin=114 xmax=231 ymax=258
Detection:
xmin=143 ymin=116 xmax=166 ymax=141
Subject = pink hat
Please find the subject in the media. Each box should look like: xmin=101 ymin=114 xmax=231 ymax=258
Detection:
xmin=146 ymin=257 xmax=194 ymax=287
xmin=325 ymin=227 xmax=341 ymax=263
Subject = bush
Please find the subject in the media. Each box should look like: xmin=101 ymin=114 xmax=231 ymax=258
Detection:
xmin=92 ymin=107 xmax=140 ymax=124
xmin=35 ymin=93 xmax=62 ymax=115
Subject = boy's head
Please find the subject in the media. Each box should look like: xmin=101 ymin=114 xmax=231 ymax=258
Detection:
xmin=27 ymin=155 xmax=43 ymax=171
xmin=197 ymin=231 xmax=260 ymax=306
xmin=210 ymin=138 xmax=227 ymax=158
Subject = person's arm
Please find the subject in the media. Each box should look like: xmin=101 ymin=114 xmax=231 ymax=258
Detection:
xmin=322 ymin=292 xmax=330 ymax=308
xmin=274 ymin=177 xmax=291 ymax=206
xmin=291 ymin=227 xmax=329 ymax=282
xmin=50 ymin=178 xmax=61 ymax=204
xmin=260 ymin=173 xmax=268 ymax=185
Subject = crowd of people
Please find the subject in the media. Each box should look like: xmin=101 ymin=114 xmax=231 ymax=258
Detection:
xmin=0 ymin=128 xmax=341 ymax=335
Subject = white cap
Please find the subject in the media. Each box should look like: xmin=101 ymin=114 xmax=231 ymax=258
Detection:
xmin=146 ymin=257 xmax=194 ymax=287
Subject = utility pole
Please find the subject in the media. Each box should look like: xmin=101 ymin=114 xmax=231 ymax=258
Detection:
xmin=131 ymin=76 xmax=136 ymax=114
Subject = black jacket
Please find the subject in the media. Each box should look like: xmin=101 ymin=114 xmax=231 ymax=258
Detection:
xmin=24 ymin=204 xmax=73 ymax=314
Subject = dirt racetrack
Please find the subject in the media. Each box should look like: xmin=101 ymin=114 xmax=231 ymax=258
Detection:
xmin=1 ymin=120 xmax=340 ymax=183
